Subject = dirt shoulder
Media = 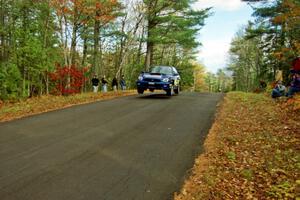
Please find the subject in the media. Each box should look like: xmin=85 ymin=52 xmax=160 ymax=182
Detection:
xmin=0 ymin=91 xmax=136 ymax=122
xmin=175 ymin=92 xmax=299 ymax=200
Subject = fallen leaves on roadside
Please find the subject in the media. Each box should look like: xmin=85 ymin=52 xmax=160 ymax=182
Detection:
xmin=175 ymin=92 xmax=299 ymax=200
xmin=0 ymin=91 xmax=136 ymax=122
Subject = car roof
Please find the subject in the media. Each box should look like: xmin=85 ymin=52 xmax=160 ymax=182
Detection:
xmin=152 ymin=65 xmax=174 ymax=68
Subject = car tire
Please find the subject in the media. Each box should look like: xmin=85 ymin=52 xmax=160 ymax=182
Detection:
xmin=174 ymin=86 xmax=179 ymax=94
xmin=150 ymin=89 xmax=154 ymax=92
xmin=137 ymin=88 xmax=144 ymax=94
xmin=166 ymin=89 xmax=172 ymax=96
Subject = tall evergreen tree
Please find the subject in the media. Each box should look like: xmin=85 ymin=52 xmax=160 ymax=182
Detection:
xmin=143 ymin=0 xmax=210 ymax=70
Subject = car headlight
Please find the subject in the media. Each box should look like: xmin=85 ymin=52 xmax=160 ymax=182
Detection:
xmin=162 ymin=78 xmax=169 ymax=82
xmin=138 ymin=75 xmax=143 ymax=81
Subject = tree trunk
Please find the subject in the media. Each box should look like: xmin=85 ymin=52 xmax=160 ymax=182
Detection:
xmin=70 ymin=5 xmax=79 ymax=66
xmin=145 ymin=1 xmax=156 ymax=71
xmin=145 ymin=41 xmax=153 ymax=71
xmin=43 ymin=1 xmax=50 ymax=95
xmin=99 ymin=36 xmax=104 ymax=75
xmin=81 ymin=28 xmax=88 ymax=67
xmin=0 ymin=0 xmax=5 ymax=62
xmin=64 ymin=15 xmax=70 ymax=66
xmin=136 ymin=26 xmax=145 ymax=65
xmin=93 ymin=19 xmax=100 ymax=75
xmin=115 ymin=16 xmax=127 ymax=78
xmin=70 ymin=24 xmax=78 ymax=65
xmin=45 ymin=70 xmax=49 ymax=95
xmin=171 ymin=45 xmax=177 ymax=66
xmin=21 ymin=4 xmax=28 ymax=97
xmin=160 ymin=45 xmax=165 ymax=64
xmin=59 ymin=14 xmax=69 ymax=67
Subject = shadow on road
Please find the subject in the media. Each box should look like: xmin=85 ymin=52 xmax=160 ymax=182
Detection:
xmin=137 ymin=93 xmax=172 ymax=99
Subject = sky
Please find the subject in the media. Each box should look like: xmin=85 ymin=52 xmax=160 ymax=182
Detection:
xmin=194 ymin=0 xmax=254 ymax=73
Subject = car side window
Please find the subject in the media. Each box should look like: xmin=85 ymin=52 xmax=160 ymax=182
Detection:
xmin=172 ymin=67 xmax=179 ymax=75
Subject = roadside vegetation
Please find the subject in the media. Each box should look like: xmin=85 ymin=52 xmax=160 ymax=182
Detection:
xmin=175 ymin=92 xmax=299 ymax=200
xmin=228 ymin=0 xmax=300 ymax=91
xmin=0 ymin=91 xmax=135 ymax=122
xmin=0 ymin=0 xmax=214 ymax=100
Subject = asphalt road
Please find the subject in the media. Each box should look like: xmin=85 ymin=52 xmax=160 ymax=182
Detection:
xmin=0 ymin=92 xmax=222 ymax=200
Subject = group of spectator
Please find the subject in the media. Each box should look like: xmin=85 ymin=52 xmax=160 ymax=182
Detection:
xmin=91 ymin=75 xmax=126 ymax=93
xmin=271 ymin=57 xmax=300 ymax=98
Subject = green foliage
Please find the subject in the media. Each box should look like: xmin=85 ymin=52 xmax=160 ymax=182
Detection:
xmin=267 ymin=181 xmax=296 ymax=199
xmin=0 ymin=63 xmax=22 ymax=100
xmin=177 ymin=61 xmax=195 ymax=89
xmin=0 ymin=0 xmax=63 ymax=100
xmin=228 ymin=26 xmax=265 ymax=92
xmin=226 ymin=151 xmax=236 ymax=160
xmin=124 ymin=63 xmax=145 ymax=89
xmin=241 ymin=169 xmax=253 ymax=180
xmin=147 ymin=7 xmax=209 ymax=48
xmin=143 ymin=0 xmax=211 ymax=69
xmin=204 ymin=70 xmax=232 ymax=92
xmin=0 ymin=0 xmax=210 ymax=100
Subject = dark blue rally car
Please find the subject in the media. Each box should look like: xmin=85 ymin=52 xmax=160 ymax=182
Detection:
xmin=136 ymin=66 xmax=180 ymax=96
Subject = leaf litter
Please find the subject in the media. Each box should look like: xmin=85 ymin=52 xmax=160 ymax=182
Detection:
xmin=0 ymin=91 xmax=136 ymax=122
xmin=175 ymin=92 xmax=299 ymax=200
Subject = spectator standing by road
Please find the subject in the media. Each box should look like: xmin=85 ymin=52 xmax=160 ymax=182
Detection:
xmin=112 ymin=77 xmax=118 ymax=91
xmin=101 ymin=75 xmax=108 ymax=93
xmin=91 ymin=75 xmax=99 ymax=93
xmin=120 ymin=75 xmax=126 ymax=91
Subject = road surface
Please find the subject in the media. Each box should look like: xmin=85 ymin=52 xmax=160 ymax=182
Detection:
xmin=0 ymin=92 xmax=222 ymax=200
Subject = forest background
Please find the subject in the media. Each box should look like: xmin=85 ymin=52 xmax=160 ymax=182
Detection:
xmin=0 ymin=0 xmax=299 ymax=100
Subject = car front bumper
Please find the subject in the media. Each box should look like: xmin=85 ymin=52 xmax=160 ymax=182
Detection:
xmin=136 ymin=81 xmax=172 ymax=90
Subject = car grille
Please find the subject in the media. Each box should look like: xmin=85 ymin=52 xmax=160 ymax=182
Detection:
xmin=143 ymin=78 xmax=161 ymax=82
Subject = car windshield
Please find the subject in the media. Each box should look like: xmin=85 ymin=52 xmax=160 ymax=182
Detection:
xmin=150 ymin=66 xmax=173 ymax=75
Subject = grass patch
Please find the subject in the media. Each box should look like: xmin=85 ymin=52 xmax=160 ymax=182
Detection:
xmin=226 ymin=151 xmax=236 ymax=161
xmin=241 ymin=169 xmax=254 ymax=181
xmin=175 ymin=92 xmax=299 ymax=200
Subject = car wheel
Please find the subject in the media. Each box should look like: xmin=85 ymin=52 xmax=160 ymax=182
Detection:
xmin=150 ymin=89 xmax=154 ymax=92
xmin=166 ymin=89 xmax=172 ymax=96
xmin=174 ymin=86 xmax=179 ymax=94
xmin=137 ymin=88 xmax=144 ymax=94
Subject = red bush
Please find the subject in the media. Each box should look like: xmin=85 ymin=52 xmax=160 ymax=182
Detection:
xmin=49 ymin=64 xmax=89 ymax=95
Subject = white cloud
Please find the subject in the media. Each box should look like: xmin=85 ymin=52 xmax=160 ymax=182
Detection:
xmin=198 ymin=40 xmax=231 ymax=73
xmin=194 ymin=0 xmax=244 ymax=11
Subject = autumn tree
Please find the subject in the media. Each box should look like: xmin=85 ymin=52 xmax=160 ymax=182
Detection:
xmin=193 ymin=62 xmax=206 ymax=92
xmin=0 ymin=0 xmax=211 ymax=100
xmin=236 ymin=0 xmax=300 ymax=84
